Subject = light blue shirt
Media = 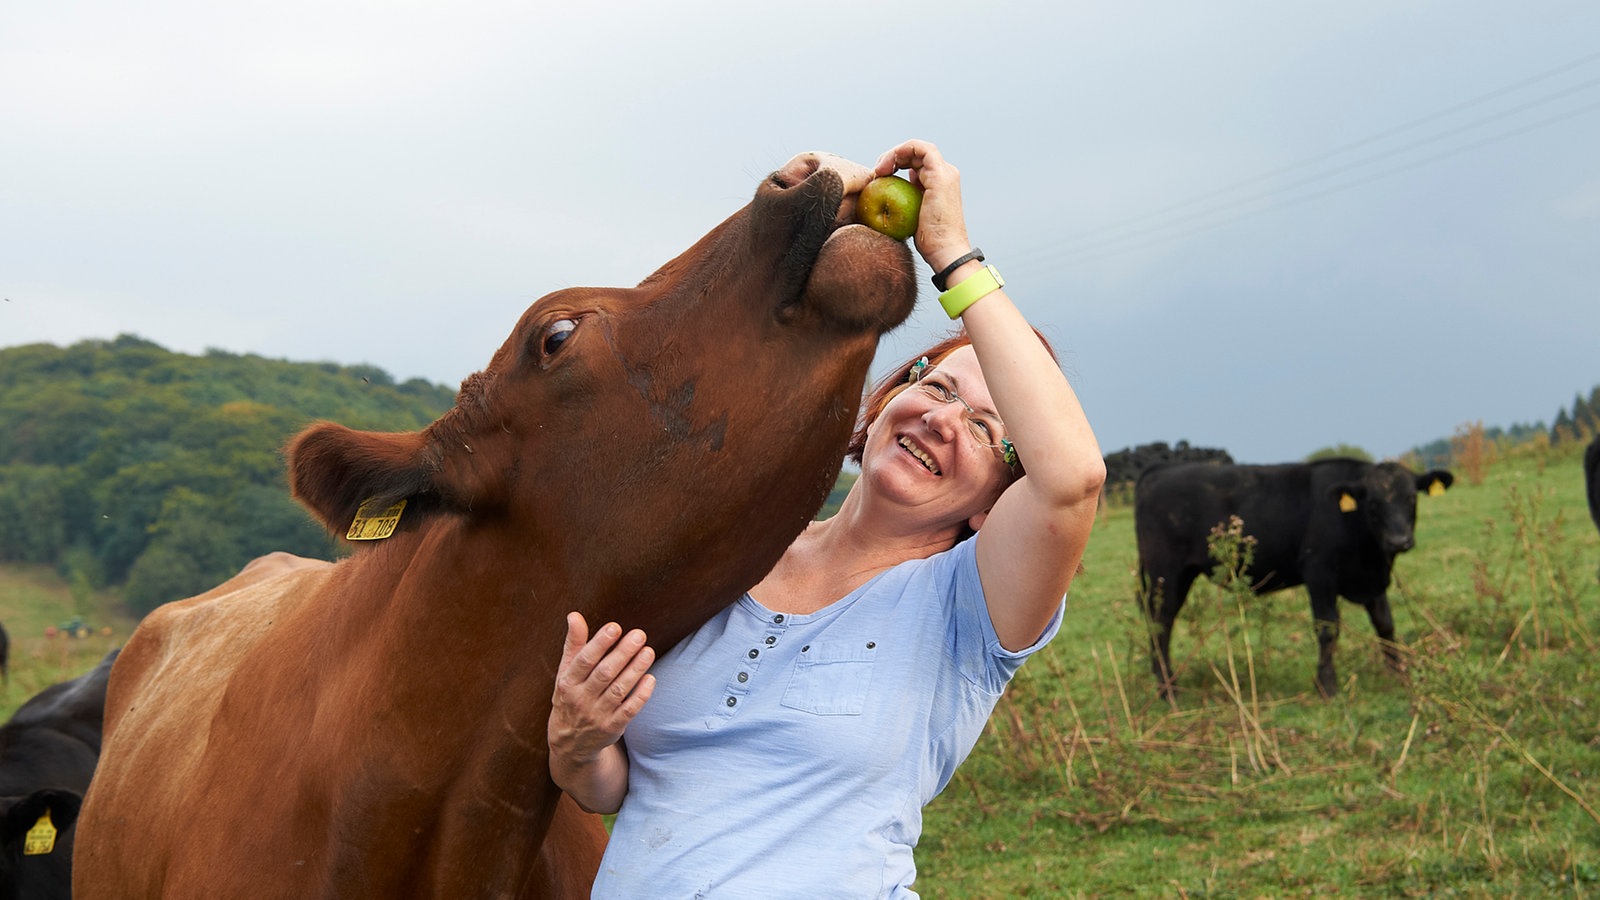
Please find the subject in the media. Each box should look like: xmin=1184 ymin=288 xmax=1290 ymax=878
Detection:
xmin=592 ymin=537 xmax=1064 ymax=899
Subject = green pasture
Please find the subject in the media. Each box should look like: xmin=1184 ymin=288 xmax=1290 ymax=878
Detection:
xmin=919 ymin=441 xmax=1600 ymax=898
xmin=2 ymin=441 xmax=1595 ymax=896
xmin=0 ymin=564 xmax=133 ymax=720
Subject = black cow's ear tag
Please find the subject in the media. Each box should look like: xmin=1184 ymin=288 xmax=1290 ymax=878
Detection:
xmin=347 ymin=497 xmax=407 ymax=541
xmin=1427 ymin=479 xmax=1446 ymax=497
xmin=1338 ymin=493 xmax=1358 ymax=513
xmin=24 ymin=809 xmax=57 ymax=856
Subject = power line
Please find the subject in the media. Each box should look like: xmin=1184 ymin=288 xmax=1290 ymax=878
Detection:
xmin=1019 ymin=81 xmax=1600 ymax=265
xmin=1024 ymin=97 xmax=1600 ymax=267
xmin=1008 ymin=50 xmax=1600 ymax=271
xmin=1042 ymin=50 xmax=1600 ymax=245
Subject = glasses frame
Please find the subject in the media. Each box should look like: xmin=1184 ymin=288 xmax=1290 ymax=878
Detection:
xmin=908 ymin=357 xmax=1018 ymax=467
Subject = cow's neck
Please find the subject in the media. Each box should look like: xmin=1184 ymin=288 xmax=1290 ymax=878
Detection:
xmin=322 ymin=526 xmax=572 ymax=886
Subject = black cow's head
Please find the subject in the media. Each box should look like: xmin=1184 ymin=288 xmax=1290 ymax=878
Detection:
xmin=1330 ymin=463 xmax=1453 ymax=555
xmin=0 ymin=789 xmax=81 ymax=900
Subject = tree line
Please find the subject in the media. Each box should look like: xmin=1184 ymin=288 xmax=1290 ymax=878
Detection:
xmin=0 ymin=335 xmax=455 ymax=615
xmin=1551 ymin=384 xmax=1600 ymax=444
xmin=1100 ymin=380 xmax=1600 ymax=501
xmin=1404 ymin=382 xmax=1598 ymax=469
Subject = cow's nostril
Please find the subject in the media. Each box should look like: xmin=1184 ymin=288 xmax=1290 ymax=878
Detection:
xmin=772 ymin=153 xmax=824 ymax=189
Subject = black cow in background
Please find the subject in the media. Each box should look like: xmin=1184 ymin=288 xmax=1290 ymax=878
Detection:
xmin=1136 ymin=459 xmax=1453 ymax=698
xmin=1586 ymin=435 xmax=1600 ymax=532
xmin=1586 ymin=435 xmax=1600 ymax=577
xmin=0 ymin=648 xmax=119 ymax=899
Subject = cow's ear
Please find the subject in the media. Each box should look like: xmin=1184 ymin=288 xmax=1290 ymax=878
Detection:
xmin=286 ymin=423 xmax=436 ymax=536
xmin=1417 ymin=470 xmax=1454 ymax=497
xmin=1329 ymin=483 xmax=1364 ymax=513
xmin=2 ymin=789 xmax=82 ymax=850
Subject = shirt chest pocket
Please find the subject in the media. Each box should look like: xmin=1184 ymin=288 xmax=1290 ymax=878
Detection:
xmin=780 ymin=640 xmax=878 ymax=716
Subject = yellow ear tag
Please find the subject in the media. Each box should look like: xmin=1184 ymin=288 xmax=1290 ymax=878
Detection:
xmin=1338 ymin=493 xmax=1358 ymax=513
xmin=346 ymin=498 xmax=407 ymax=541
xmin=24 ymin=809 xmax=57 ymax=856
xmin=1427 ymin=479 xmax=1446 ymax=497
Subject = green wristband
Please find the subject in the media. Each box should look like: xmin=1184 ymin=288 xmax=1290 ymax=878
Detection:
xmin=937 ymin=264 xmax=1005 ymax=319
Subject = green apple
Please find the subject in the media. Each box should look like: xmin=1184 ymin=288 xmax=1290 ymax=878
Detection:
xmin=857 ymin=175 xmax=922 ymax=241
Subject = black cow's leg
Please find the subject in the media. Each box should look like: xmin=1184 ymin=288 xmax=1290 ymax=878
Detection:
xmin=1142 ymin=568 xmax=1196 ymax=698
xmin=1363 ymin=593 xmax=1404 ymax=674
xmin=1308 ymin=586 xmax=1341 ymax=698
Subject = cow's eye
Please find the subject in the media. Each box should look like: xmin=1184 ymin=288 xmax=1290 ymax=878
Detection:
xmin=542 ymin=319 xmax=577 ymax=355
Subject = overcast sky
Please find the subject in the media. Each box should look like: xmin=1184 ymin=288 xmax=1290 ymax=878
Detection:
xmin=3 ymin=1 xmax=1597 ymax=463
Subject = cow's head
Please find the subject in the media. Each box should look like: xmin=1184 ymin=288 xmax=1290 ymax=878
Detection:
xmin=287 ymin=152 xmax=916 ymax=645
xmin=0 ymin=788 xmax=81 ymax=900
xmin=1330 ymin=463 xmax=1453 ymax=555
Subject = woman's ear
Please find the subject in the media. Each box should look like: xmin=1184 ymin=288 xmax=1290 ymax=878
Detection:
xmin=967 ymin=509 xmax=990 ymax=532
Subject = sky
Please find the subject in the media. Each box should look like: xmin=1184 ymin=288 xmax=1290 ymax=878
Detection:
xmin=3 ymin=1 xmax=1597 ymax=464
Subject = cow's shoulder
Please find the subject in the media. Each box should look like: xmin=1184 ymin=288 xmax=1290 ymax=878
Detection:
xmin=105 ymin=555 xmax=333 ymax=736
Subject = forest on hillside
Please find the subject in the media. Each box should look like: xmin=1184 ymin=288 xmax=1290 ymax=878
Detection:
xmin=0 ymin=335 xmax=456 ymax=614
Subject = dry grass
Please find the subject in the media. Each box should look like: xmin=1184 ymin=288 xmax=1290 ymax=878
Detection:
xmin=917 ymin=441 xmax=1600 ymax=897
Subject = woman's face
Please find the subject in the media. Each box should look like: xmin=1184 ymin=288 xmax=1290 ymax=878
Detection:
xmin=859 ymin=345 xmax=1012 ymax=531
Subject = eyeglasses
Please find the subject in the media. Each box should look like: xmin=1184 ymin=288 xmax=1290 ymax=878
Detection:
xmin=908 ymin=357 xmax=1018 ymax=467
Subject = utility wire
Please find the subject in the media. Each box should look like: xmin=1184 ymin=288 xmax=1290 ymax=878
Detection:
xmin=1040 ymin=49 xmax=1600 ymax=245
xmin=1008 ymin=50 xmax=1600 ymax=271
xmin=1020 ymin=95 xmax=1600 ymax=268
xmin=1016 ymin=78 xmax=1600 ymax=266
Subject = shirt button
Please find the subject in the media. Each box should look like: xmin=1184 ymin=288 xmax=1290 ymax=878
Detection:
xmin=748 ymin=649 xmax=759 ymax=659
xmin=867 ymin=642 xmax=876 ymax=649
xmin=726 ymin=697 xmax=737 ymax=707
xmin=737 ymin=672 xmax=749 ymax=683
xmin=764 ymin=636 xmax=776 ymax=646
xmin=773 ymin=614 xmax=785 ymax=624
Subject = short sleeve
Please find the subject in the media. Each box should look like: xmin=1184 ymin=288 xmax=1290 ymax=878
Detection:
xmin=943 ymin=537 xmax=1065 ymax=693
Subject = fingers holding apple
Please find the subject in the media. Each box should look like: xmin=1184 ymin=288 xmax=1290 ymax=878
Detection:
xmin=872 ymin=140 xmax=970 ymax=266
xmin=857 ymin=175 xmax=923 ymax=241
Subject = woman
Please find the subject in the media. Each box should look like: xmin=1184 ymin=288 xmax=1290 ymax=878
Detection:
xmin=548 ymin=139 xmax=1105 ymax=897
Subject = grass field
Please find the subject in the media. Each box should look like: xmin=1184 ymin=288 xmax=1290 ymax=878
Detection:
xmin=917 ymin=441 xmax=1600 ymax=898
xmin=2 ymin=442 xmax=1595 ymax=896
xmin=0 ymin=565 xmax=134 ymax=721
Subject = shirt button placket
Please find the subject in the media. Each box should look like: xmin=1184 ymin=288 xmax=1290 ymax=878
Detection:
xmin=721 ymin=612 xmax=790 ymax=718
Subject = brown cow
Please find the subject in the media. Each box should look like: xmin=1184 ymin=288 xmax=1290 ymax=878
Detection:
xmin=73 ymin=151 xmax=917 ymax=899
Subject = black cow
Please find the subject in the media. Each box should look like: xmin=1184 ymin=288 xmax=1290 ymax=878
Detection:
xmin=0 ymin=649 xmax=118 ymax=898
xmin=1135 ymin=459 xmax=1453 ymax=697
xmin=1586 ymin=435 xmax=1600 ymax=533
xmin=2 ymin=789 xmax=81 ymax=900
xmin=1586 ymin=435 xmax=1600 ymax=578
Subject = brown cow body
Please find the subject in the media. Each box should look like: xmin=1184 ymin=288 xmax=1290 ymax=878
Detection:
xmin=74 ymin=152 xmax=916 ymax=898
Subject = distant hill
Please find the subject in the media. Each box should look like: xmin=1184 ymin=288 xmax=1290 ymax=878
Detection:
xmin=0 ymin=334 xmax=456 ymax=615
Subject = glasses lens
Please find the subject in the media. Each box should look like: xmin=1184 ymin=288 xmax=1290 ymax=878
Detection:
xmin=913 ymin=377 xmax=1011 ymax=463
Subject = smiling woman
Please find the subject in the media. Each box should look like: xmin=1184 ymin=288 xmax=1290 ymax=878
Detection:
xmin=548 ymin=139 xmax=1106 ymax=899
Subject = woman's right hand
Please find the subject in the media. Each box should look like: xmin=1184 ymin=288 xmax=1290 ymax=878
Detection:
xmin=873 ymin=138 xmax=972 ymax=276
xmin=547 ymin=612 xmax=656 ymax=813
